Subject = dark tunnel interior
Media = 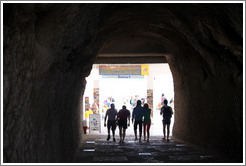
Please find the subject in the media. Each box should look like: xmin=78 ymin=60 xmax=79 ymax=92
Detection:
xmin=2 ymin=3 xmax=243 ymax=163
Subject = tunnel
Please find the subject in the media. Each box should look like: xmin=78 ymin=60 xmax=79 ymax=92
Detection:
xmin=3 ymin=3 xmax=243 ymax=163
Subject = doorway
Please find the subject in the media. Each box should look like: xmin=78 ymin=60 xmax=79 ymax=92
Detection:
xmin=83 ymin=64 xmax=174 ymax=136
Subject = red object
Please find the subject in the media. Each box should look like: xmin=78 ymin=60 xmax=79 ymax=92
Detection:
xmin=83 ymin=126 xmax=88 ymax=134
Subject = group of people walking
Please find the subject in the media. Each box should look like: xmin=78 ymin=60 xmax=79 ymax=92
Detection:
xmin=104 ymin=99 xmax=173 ymax=143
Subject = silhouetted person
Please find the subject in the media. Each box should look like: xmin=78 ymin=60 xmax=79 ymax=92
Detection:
xmin=132 ymin=100 xmax=144 ymax=142
xmin=161 ymin=93 xmax=166 ymax=106
xmin=104 ymin=103 xmax=117 ymax=141
xmin=117 ymin=105 xmax=130 ymax=143
xmin=160 ymin=99 xmax=173 ymax=142
xmin=143 ymin=103 xmax=151 ymax=142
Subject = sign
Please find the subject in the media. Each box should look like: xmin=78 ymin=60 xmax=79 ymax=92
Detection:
xmin=89 ymin=114 xmax=101 ymax=133
xmin=102 ymin=75 xmax=144 ymax=79
xmin=99 ymin=65 xmax=141 ymax=75
xmin=99 ymin=65 xmax=149 ymax=76
xmin=141 ymin=65 xmax=149 ymax=75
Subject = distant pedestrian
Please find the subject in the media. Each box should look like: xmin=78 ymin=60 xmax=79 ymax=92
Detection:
xmin=143 ymin=103 xmax=151 ymax=142
xmin=132 ymin=100 xmax=144 ymax=142
xmin=117 ymin=105 xmax=131 ymax=143
xmin=161 ymin=93 xmax=166 ymax=106
xmin=160 ymin=99 xmax=173 ymax=142
xmin=104 ymin=103 xmax=118 ymax=141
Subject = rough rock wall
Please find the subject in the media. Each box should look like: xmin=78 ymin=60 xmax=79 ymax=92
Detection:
xmin=3 ymin=4 xmax=102 ymax=162
xmin=3 ymin=3 xmax=243 ymax=162
xmin=165 ymin=4 xmax=243 ymax=161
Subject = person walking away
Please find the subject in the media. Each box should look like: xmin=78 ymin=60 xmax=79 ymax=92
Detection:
xmin=143 ymin=103 xmax=151 ymax=142
xmin=117 ymin=105 xmax=130 ymax=143
xmin=132 ymin=100 xmax=144 ymax=142
xmin=160 ymin=99 xmax=173 ymax=142
xmin=104 ymin=103 xmax=118 ymax=141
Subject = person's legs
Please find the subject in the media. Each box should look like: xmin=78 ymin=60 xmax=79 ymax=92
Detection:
xmin=119 ymin=120 xmax=123 ymax=142
xmin=123 ymin=128 xmax=126 ymax=143
xmin=163 ymin=124 xmax=166 ymax=140
xmin=122 ymin=120 xmax=127 ymax=143
xmin=147 ymin=122 xmax=151 ymax=142
xmin=143 ymin=123 xmax=146 ymax=141
xmin=134 ymin=130 xmax=137 ymax=140
xmin=112 ymin=122 xmax=116 ymax=141
xmin=108 ymin=127 xmax=111 ymax=136
xmin=107 ymin=121 xmax=111 ymax=141
xmin=134 ymin=121 xmax=138 ymax=140
xmin=112 ymin=131 xmax=115 ymax=141
xmin=167 ymin=124 xmax=170 ymax=141
xmin=139 ymin=121 xmax=142 ymax=142
xmin=119 ymin=126 xmax=122 ymax=142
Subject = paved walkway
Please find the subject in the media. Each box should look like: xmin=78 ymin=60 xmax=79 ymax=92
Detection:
xmin=75 ymin=134 xmax=234 ymax=163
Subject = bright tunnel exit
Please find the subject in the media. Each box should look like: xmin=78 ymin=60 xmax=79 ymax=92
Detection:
xmin=83 ymin=64 xmax=174 ymax=136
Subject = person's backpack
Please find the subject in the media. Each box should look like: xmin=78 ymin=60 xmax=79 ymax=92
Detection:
xmin=163 ymin=106 xmax=172 ymax=119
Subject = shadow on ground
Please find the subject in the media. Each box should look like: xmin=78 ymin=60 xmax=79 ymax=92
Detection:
xmin=75 ymin=135 xmax=235 ymax=163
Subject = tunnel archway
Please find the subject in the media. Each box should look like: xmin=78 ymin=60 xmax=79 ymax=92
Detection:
xmin=3 ymin=3 xmax=243 ymax=163
xmin=82 ymin=63 xmax=175 ymax=137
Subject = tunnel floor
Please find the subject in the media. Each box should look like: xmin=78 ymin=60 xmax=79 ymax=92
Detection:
xmin=75 ymin=134 xmax=235 ymax=163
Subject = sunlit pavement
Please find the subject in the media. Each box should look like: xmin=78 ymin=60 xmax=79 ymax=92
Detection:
xmin=75 ymin=134 xmax=234 ymax=163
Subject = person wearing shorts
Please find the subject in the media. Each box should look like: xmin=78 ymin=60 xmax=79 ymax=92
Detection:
xmin=117 ymin=105 xmax=130 ymax=143
xmin=143 ymin=103 xmax=151 ymax=142
xmin=160 ymin=99 xmax=173 ymax=142
xmin=132 ymin=100 xmax=144 ymax=142
xmin=104 ymin=103 xmax=118 ymax=141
